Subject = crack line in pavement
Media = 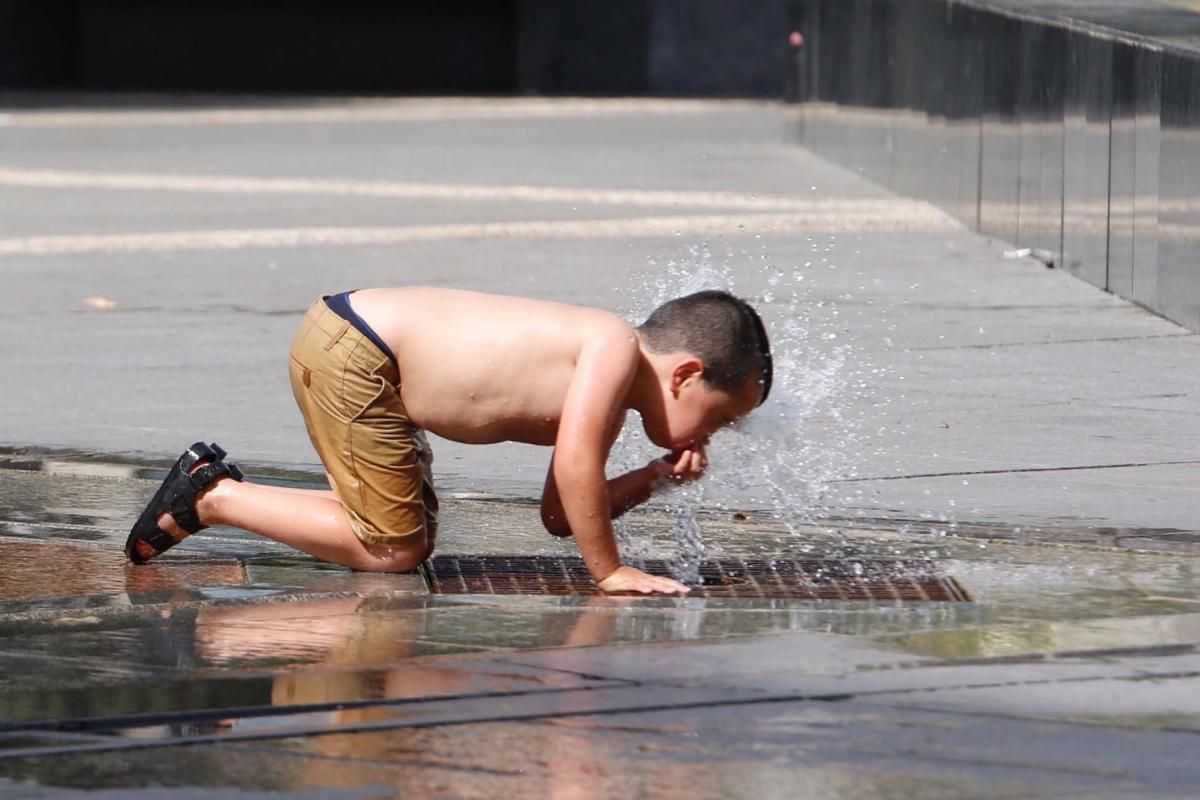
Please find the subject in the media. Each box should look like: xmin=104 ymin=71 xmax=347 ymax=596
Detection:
xmin=0 ymin=729 xmax=112 ymax=745
xmin=0 ymin=691 xmax=890 ymax=761
xmin=0 ymin=681 xmax=631 ymax=736
xmin=4 ymin=661 xmax=1200 ymax=761
xmin=832 ymin=459 xmax=1200 ymax=483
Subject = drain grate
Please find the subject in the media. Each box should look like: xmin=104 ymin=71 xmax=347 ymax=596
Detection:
xmin=421 ymin=556 xmax=971 ymax=601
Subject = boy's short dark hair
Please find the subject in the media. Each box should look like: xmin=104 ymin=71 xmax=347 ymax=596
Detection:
xmin=637 ymin=290 xmax=773 ymax=405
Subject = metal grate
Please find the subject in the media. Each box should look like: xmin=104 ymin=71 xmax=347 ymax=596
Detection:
xmin=421 ymin=555 xmax=971 ymax=601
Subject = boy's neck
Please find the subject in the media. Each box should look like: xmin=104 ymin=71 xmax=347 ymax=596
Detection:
xmin=625 ymin=337 xmax=666 ymax=416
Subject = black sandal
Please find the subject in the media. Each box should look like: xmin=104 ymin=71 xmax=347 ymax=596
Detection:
xmin=124 ymin=441 xmax=244 ymax=565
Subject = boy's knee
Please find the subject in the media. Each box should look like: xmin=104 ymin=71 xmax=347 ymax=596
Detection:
xmin=361 ymin=535 xmax=431 ymax=573
xmin=541 ymin=508 xmax=572 ymax=538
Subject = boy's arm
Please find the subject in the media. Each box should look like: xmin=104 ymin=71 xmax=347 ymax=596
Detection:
xmin=542 ymin=447 xmax=708 ymax=535
xmin=548 ymin=325 xmax=690 ymax=595
xmin=542 ymin=462 xmax=652 ymax=536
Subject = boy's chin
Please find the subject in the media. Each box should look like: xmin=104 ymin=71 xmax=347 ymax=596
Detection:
xmin=651 ymin=437 xmax=689 ymax=453
xmin=642 ymin=428 xmax=674 ymax=450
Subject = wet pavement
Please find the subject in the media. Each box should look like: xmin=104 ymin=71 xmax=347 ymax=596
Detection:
xmin=1 ymin=459 xmax=1199 ymax=797
xmin=3 ymin=96 xmax=1200 ymax=796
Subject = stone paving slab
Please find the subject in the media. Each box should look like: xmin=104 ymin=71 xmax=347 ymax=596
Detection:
xmin=2 ymin=455 xmax=1200 ymax=796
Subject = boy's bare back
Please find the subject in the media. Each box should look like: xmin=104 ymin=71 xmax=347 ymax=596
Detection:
xmin=350 ymin=287 xmax=636 ymax=446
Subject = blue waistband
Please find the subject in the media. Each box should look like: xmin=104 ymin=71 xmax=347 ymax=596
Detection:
xmin=324 ymin=291 xmax=397 ymax=365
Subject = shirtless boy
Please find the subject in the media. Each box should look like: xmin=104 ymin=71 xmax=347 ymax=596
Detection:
xmin=125 ymin=287 xmax=773 ymax=595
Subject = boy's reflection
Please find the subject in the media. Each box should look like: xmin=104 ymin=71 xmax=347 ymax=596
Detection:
xmin=128 ymin=567 xmax=650 ymax=701
xmin=130 ymin=568 xmax=665 ymax=793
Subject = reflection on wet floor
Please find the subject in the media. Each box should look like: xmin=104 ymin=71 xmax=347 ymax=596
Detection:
xmin=0 ymin=585 xmax=981 ymax=720
xmin=3 ymin=681 xmax=1197 ymax=799
xmin=2 ymin=460 xmax=1200 ymax=777
xmin=1 ymin=454 xmax=1200 ymax=795
xmin=1 ymin=453 xmax=1200 ymax=651
xmin=0 ymin=539 xmax=250 ymax=602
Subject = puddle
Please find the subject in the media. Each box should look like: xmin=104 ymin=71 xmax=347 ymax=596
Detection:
xmin=1 ymin=449 xmax=1199 ymax=706
xmin=0 ymin=450 xmax=1197 ymax=800
xmin=0 ymin=539 xmax=252 ymax=603
xmin=2 ymin=451 xmax=1199 ymax=622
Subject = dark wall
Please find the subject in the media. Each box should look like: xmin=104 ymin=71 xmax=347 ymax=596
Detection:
xmin=0 ymin=0 xmax=517 ymax=94
xmin=79 ymin=1 xmax=518 ymax=94
xmin=0 ymin=0 xmax=788 ymax=97
xmin=790 ymin=0 xmax=1200 ymax=331
xmin=648 ymin=0 xmax=786 ymax=97
xmin=0 ymin=0 xmax=78 ymax=87
xmin=517 ymin=0 xmax=652 ymax=94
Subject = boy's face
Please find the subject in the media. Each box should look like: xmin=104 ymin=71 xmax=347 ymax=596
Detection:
xmin=645 ymin=359 xmax=762 ymax=452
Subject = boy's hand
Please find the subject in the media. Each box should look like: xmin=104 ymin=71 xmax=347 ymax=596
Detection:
xmin=648 ymin=445 xmax=708 ymax=484
xmin=597 ymin=565 xmax=692 ymax=595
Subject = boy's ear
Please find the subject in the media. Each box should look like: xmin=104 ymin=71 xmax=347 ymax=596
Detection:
xmin=670 ymin=358 xmax=705 ymax=395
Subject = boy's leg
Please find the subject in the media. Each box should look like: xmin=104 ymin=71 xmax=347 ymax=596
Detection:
xmin=137 ymin=299 xmax=436 ymax=572
xmin=131 ymin=447 xmax=431 ymax=571
xmin=138 ymin=456 xmax=433 ymax=572
xmin=154 ymin=477 xmax=429 ymax=572
xmin=239 ymin=472 xmax=341 ymax=501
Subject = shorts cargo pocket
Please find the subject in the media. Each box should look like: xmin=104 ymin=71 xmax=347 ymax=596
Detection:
xmin=341 ymin=364 xmax=391 ymax=423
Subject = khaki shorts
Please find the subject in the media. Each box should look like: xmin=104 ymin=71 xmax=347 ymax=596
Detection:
xmin=288 ymin=298 xmax=438 ymax=548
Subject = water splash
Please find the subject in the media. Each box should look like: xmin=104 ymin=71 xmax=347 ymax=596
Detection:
xmin=614 ymin=240 xmax=874 ymax=579
xmin=668 ymin=486 xmax=707 ymax=585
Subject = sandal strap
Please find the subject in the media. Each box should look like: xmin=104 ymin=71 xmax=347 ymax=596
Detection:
xmin=138 ymin=525 xmax=182 ymax=555
xmin=167 ymin=459 xmax=243 ymax=534
xmin=179 ymin=441 xmax=221 ymax=474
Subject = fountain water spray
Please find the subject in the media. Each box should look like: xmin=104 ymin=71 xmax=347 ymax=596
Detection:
xmin=615 ymin=241 xmax=875 ymax=583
